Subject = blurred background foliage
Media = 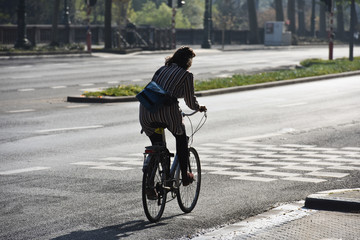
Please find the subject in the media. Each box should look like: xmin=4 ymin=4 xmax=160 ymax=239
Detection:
xmin=0 ymin=0 xmax=358 ymax=31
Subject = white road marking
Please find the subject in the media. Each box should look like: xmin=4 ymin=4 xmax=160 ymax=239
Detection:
xmin=6 ymin=109 xmax=35 ymax=113
xmin=208 ymin=171 xmax=252 ymax=177
xmin=260 ymin=171 xmax=300 ymax=177
xmin=327 ymin=166 xmax=360 ymax=171
xmin=232 ymin=175 xmax=276 ymax=182
xmin=306 ymin=171 xmax=349 ymax=178
xmin=0 ymin=167 xmax=50 ymax=175
xmin=37 ymin=125 xmax=103 ymax=133
xmin=342 ymin=147 xmax=360 ymax=151
xmin=281 ymin=165 xmax=323 ymax=172
xmin=18 ymin=88 xmax=35 ymax=92
xmin=66 ymin=104 xmax=90 ymax=108
xmin=235 ymin=166 xmax=276 ymax=171
xmin=282 ymin=176 xmax=326 ymax=183
xmin=201 ymin=166 xmax=230 ymax=172
xmin=100 ymin=157 xmax=140 ymax=161
xmin=70 ymin=161 xmax=113 ymax=166
xmin=90 ymin=166 xmax=133 ymax=171
xmin=51 ymin=86 xmax=67 ymax=89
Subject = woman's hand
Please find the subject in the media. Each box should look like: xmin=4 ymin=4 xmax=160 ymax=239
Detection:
xmin=199 ymin=106 xmax=207 ymax=112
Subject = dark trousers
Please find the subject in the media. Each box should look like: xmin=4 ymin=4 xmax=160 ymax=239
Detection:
xmin=149 ymin=132 xmax=189 ymax=179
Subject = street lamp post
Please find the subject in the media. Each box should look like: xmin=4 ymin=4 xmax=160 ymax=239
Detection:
xmin=62 ymin=0 xmax=71 ymax=44
xmin=349 ymin=0 xmax=355 ymax=61
xmin=201 ymin=0 xmax=212 ymax=49
xmin=14 ymin=0 xmax=31 ymax=49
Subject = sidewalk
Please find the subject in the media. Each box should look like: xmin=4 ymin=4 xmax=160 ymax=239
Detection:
xmin=191 ymin=189 xmax=360 ymax=240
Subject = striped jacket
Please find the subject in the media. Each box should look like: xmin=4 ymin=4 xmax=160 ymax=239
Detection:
xmin=139 ymin=63 xmax=200 ymax=136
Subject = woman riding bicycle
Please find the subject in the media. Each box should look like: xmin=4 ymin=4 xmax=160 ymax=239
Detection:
xmin=139 ymin=46 xmax=207 ymax=186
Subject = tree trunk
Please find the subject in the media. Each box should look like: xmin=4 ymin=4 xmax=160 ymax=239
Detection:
xmin=336 ymin=1 xmax=344 ymax=40
xmin=319 ymin=2 xmax=327 ymax=38
xmin=297 ymin=0 xmax=305 ymax=36
xmin=275 ymin=0 xmax=284 ymax=21
xmin=310 ymin=0 xmax=316 ymax=37
xmin=105 ymin=0 xmax=112 ymax=49
xmin=247 ymin=0 xmax=259 ymax=44
xmin=287 ymin=0 xmax=296 ymax=34
xmin=50 ymin=0 xmax=60 ymax=46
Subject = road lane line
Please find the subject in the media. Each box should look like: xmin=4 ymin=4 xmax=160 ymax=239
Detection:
xmin=51 ymin=86 xmax=67 ymax=89
xmin=66 ymin=104 xmax=90 ymax=108
xmin=6 ymin=109 xmax=35 ymax=113
xmin=0 ymin=167 xmax=50 ymax=175
xmin=36 ymin=125 xmax=104 ymax=133
xmin=18 ymin=88 xmax=35 ymax=92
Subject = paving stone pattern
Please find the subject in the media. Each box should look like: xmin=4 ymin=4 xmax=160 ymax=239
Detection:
xmin=71 ymin=138 xmax=360 ymax=183
xmin=234 ymin=210 xmax=360 ymax=240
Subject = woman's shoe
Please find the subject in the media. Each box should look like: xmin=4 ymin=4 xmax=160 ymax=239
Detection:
xmin=182 ymin=172 xmax=194 ymax=186
xmin=146 ymin=188 xmax=158 ymax=200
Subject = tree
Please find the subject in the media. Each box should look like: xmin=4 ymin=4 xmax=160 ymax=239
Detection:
xmin=130 ymin=2 xmax=190 ymax=28
xmin=274 ymin=0 xmax=284 ymax=21
xmin=182 ymin=0 xmax=204 ymax=29
xmin=319 ymin=1 xmax=327 ymax=38
xmin=247 ymin=0 xmax=259 ymax=44
xmin=105 ymin=0 xmax=112 ymax=49
xmin=0 ymin=0 xmax=17 ymax=24
xmin=297 ymin=0 xmax=305 ymax=36
xmin=310 ymin=0 xmax=316 ymax=37
xmin=50 ymin=0 xmax=61 ymax=46
xmin=287 ymin=0 xmax=296 ymax=34
xmin=336 ymin=0 xmax=345 ymax=40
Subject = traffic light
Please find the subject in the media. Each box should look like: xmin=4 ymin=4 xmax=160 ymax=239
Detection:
xmin=320 ymin=0 xmax=332 ymax=12
xmin=177 ymin=0 xmax=185 ymax=8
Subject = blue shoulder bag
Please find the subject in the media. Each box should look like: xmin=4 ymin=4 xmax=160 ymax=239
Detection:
xmin=136 ymin=70 xmax=177 ymax=113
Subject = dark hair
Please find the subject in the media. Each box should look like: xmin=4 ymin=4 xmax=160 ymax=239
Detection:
xmin=165 ymin=46 xmax=196 ymax=70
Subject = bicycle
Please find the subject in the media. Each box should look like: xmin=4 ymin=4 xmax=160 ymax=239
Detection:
xmin=141 ymin=110 xmax=207 ymax=223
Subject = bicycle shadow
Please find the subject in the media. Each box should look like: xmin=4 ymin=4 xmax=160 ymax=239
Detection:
xmin=51 ymin=214 xmax=183 ymax=240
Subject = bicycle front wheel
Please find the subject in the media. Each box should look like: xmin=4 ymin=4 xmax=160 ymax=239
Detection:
xmin=177 ymin=147 xmax=201 ymax=213
xmin=142 ymin=158 xmax=167 ymax=222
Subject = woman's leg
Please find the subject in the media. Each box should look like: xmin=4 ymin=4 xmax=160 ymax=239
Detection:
xmin=175 ymin=132 xmax=192 ymax=184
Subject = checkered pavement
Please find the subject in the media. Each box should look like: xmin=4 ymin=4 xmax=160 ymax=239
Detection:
xmin=71 ymin=137 xmax=360 ymax=183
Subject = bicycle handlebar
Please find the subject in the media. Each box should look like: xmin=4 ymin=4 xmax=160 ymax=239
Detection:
xmin=182 ymin=109 xmax=207 ymax=117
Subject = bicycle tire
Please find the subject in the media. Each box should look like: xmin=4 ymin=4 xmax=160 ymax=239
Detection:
xmin=177 ymin=147 xmax=201 ymax=213
xmin=142 ymin=157 xmax=167 ymax=222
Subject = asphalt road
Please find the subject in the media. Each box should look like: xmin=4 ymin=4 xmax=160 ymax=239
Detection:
xmin=0 ymin=44 xmax=353 ymax=113
xmin=1 ymin=46 xmax=360 ymax=240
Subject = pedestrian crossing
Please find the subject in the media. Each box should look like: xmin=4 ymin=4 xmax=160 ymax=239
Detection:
xmin=70 ymin=138 xmax=360 ymax=183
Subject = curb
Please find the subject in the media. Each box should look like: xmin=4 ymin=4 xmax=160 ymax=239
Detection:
xmin=305 ymin=188 xmax=360 ymax=213
xmin=0 ymin=52 xmax=91 ymax=60
xmin=67 ymin=70 xmax=360 ymax=103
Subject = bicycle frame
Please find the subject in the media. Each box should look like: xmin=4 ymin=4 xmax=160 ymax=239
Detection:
xmin=142 ymin=110 xmax=206 ymax=222
xmin=143 ymin=129 xmax=181 ymax=190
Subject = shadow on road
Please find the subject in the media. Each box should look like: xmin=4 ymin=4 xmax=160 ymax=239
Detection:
xmin=51 ymin=214 xmax=183 ymax=240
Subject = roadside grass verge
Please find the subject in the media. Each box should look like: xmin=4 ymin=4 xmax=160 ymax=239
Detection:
xmin=82 ymin=57 xmax=360 ymax=97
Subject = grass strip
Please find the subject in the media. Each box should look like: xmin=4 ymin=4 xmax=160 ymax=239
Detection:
xmin=82 ymin=57 xmax=360 ymax=97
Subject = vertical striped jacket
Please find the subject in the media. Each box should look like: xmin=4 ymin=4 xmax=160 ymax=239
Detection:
xmin=139 ymin=63 xmax=200 ymax=136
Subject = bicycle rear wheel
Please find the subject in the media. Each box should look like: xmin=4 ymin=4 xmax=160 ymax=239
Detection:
xmin=142 ymin=158 xmax=167 ymax=222
xmin=177 ymin=147 xmax=201 ymax=213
